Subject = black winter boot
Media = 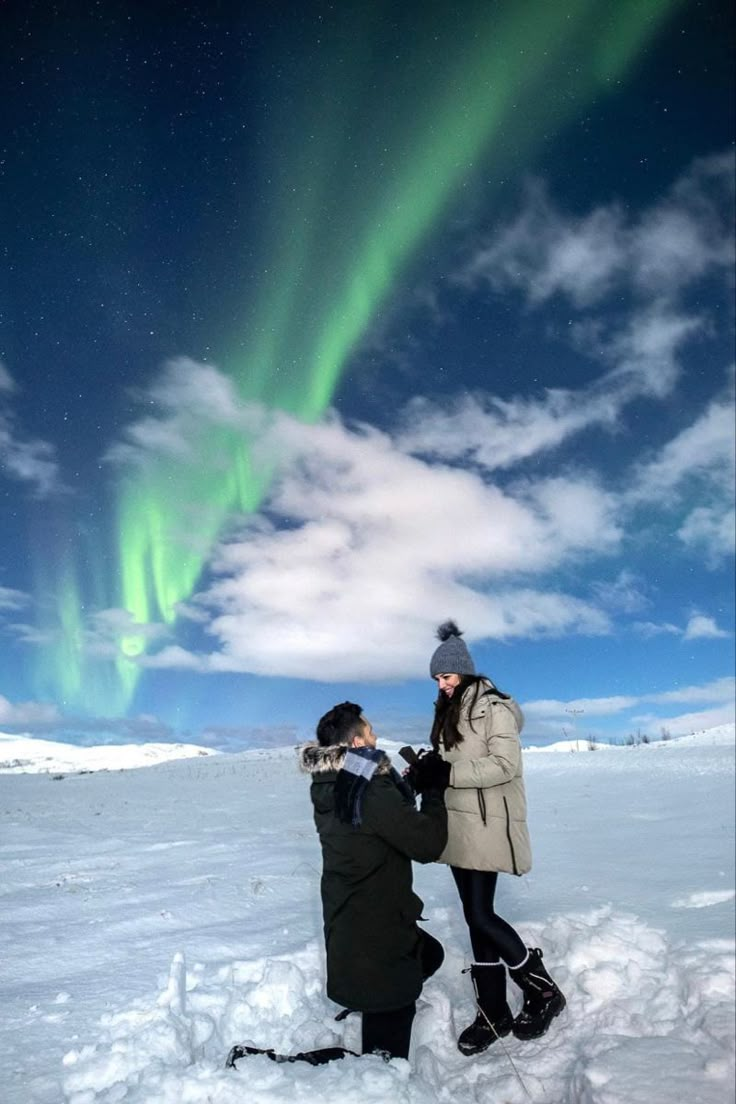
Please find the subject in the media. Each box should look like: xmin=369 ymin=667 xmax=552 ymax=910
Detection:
xmin=458 ymin=963 xmax=514 ymax=1056
xmin=509 ymin=947 xmax=566 ymax=1040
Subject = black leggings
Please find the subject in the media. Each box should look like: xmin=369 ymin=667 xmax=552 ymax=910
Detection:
xmin=451 ymin=867 xmax=526 ymax=967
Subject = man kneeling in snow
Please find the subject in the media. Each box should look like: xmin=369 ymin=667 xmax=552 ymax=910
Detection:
xmin=227 ymin=701 xmax=448 ymax=1068
xmin=303 ymin=701 xmax=449 ymax=1059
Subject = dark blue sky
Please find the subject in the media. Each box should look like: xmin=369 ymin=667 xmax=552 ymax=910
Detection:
xmin=1 ymin=0 xmax=734 ymax=748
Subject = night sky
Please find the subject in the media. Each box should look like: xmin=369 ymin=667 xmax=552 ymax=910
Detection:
xmin=1 ymin=0 xmax=734 ymax=749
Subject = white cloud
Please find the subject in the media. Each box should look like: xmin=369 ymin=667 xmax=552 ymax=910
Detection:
xmin=522 ymin=477 xmax=621 ymax=554
xmin=632 ymin=621 xmax=682 ymax=638
xmin=117 ymin=398 xmax=613 ymax=680
xmin=136 ymin=645 xmax=205 ymax=671
xmin=645 ymin=677 xmax=735 ymax=705
xmin=398 ymin=302 xmax=708 ymax=472
xmin=632 ymin=703 xmax=735 ymax=736
xmin=0 ymin=586 xmax=30 ymax=612
xmin=678 ymin=506 xmax=736 ymax=563
xmin=0 ymin=695 xmax=60 ymax=726
xmin=398 ymin=386 xmax=622 ymax=472
xmin=173 ymin=601 xmax=212 ymax=624
xmin=167 ymin=585 xmax=608 ymax=682
xmin=590 ymin=571 xmax=651 ymax=615
xmin=633 ymin=208 xmax=715 ymax=295
xmin=522 ymin=677 xmax=736 ymax=738
xmin=0 ymin=711 xmax=177 ymax=742
xmin=0 ymin=364 xmax=61 ymax=497
xmin=601 ymin=304 xmax=703 ymax=399
xmin=523 ymin=696 xmax=638 ymax=718
xmin=683 ymin=615 xmax=730 ymax=641
xmin=398 ymin=366 xmax=733 ymax=578
xmin=632 ymin=152 xmax=735 ymax=296
xmin=453 ymin=153 xmax=733 ymax=422
xmin=5 ymin=623 xmax=58 ymax=646
xmin=0 ymin=363 xmax=16 ymax=393
xmin=146 ymin=358 xmax=245 ymax=425
xmin=624 ymin=380 xmax=735 ymax=567
xmin=84 ymin=609 xmax=169 ymax=659
xmin=629 ymin=389 xmax=735 ymax=504
xmin=632 ymin=615 xmax=731 ymax=641
xmin=106 ymin=357 xmax=269 ymax=469
xmin=203 ymin=414 xmax=615 ymax=676
xmin=108 ymin=348 xmax=733 ymax=682
xmin=464 ymin=152 xmax=734 ymax=308
xmin=0 ymin=419 xmax=60 ymax=496
xmin=5 ymin=605 xmax=172 ymax=658
xmin=462 ymin=180 xmax=627 ymax=307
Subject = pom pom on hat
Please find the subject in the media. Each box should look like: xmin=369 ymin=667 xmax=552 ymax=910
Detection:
xmin=436 ymin=620 xmax=462 ymax=642
xmin=430 ymin=620 xmax=476 ymax=677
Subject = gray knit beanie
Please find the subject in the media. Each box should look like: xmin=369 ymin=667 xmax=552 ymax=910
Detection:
xmin=429 ymin=621 xmax=476 ymax=678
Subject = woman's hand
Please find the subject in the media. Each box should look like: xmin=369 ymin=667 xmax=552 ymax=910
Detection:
xmin=412 ymin=751 xmax=451 ymax=795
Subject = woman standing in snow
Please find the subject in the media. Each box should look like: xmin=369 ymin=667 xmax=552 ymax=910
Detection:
xmin=411 ymin=621 xmax=565 ymax=1056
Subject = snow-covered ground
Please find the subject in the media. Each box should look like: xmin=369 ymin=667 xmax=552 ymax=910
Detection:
xmin=1 ymin=727 xmax=733 ymax=1104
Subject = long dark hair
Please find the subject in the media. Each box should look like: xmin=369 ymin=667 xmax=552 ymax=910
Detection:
xmin=430 ymin=674 xmax=510 ymax=751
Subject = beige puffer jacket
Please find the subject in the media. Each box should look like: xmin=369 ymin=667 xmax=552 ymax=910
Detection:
xmin=437 ymin=680 xmax=532 ymax=875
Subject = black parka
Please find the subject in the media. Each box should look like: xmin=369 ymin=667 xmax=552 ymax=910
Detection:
xmin=299 ymin=743 xmax=448 ymax=1013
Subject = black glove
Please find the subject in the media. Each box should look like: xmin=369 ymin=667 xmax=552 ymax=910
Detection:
xmin=398 ymin=745 xmax=423 ymax=796
xmin=412 ymin=751 xmax=451 ymax=795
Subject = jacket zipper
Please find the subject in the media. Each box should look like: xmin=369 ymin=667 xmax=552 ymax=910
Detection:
xmin=503 ymin=795 xmax=519 ymax=875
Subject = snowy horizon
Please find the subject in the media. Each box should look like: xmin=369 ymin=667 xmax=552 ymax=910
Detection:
xmin=1 ymin=720 xmax=735 ymax=775
xmin=2 ymin=675 xmax=734 ymax=757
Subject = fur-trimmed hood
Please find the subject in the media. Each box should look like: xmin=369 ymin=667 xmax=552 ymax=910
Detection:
xmin=298 ymin=741 xmax=394 ymax=777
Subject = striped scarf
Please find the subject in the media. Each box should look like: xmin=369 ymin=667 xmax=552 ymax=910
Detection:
xmin=334 ymin=746 xmax=385 ymax=827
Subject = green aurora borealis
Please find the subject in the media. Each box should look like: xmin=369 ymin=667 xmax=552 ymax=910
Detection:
xmin=34 ymin=0 xmax=683 ymax=715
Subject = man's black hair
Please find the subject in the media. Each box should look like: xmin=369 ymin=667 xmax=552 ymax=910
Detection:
xmin=316 ymin=701 xmax=365 ymax=747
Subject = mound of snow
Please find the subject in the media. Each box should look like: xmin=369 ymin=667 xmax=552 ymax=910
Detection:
xmin=58 ymin=909 xmax=735 ymax=1104
xmin=524 ymin=739 xmax=615 ymax=753
xmin=656 ymin=723 xmax=735 ymax=748
xmin=0 ymin=733 xmax=218 ymax=774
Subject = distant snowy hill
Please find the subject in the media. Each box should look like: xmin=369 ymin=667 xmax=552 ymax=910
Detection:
xmin=654 ymin=722 xmax=735 ymax=748
xmin=524 ymin=722 xmax=736 ymax=753
xmin=0 ymin=732 xmax=219 ymax=774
